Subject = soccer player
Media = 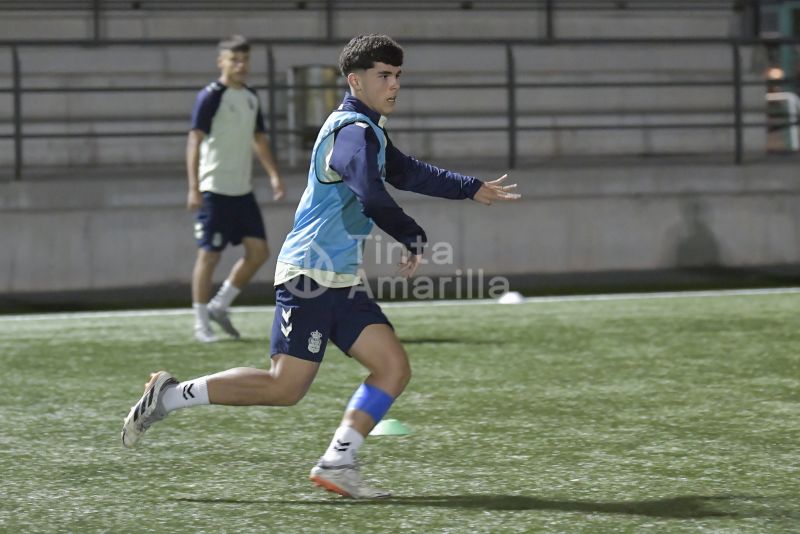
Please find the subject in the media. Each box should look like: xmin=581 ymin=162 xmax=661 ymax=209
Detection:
xmin=187 ymin=35 xmax=286 ymax=343
xmin=122 ymin=34 xmax=519 ymax=498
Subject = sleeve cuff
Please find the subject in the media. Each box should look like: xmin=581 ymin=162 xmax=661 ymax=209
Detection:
xmin=404 ymin=233 xmax=427 ymax=256
xmin=464 ymin=178 xmax=483 ymax=199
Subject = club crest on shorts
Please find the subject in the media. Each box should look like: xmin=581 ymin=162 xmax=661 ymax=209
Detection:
xmin=308 ymin=330 xmax=323 ymax=354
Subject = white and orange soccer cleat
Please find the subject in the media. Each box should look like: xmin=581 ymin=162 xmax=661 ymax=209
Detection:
xmin=310 ymin=462 xmax=391 ymax=499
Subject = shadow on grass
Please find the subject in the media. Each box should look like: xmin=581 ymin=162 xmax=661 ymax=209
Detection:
xmin=400 ymin=338 xmax=493 ymax=345
xmin=233 ymin=338 xmax=266 ymax=345
xmin=173 ymin=494 xmax=793 ymax=519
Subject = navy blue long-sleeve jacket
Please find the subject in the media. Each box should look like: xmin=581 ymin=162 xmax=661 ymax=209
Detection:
xmin=328 ymin=94 xmax=483 ymax=255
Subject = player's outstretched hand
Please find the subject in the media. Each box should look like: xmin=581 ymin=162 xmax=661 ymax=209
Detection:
xmin=472 ymin=174 xmax=520 ymax=206
xmin=397 ymin=253 xmax=423 ymax=279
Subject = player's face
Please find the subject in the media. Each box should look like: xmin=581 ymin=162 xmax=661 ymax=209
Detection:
xmin=351 ymin=62 xmax=401 ymax=116
xmin=218 ymin=50 xmax=249 ymax=88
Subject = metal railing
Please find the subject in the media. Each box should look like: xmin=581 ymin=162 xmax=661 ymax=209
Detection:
xmin=0 ymin=1 xmax=743 ymax=9
xmin=0 ymin=0 xmax=754 ymax=41
xmin=1 ymin=36 xmax=799 ymax=180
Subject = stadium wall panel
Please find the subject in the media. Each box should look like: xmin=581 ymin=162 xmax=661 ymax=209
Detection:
xmin=2 ymin=161 xmax=798 ymax=298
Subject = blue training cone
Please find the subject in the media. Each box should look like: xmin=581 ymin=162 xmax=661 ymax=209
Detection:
xmin=369 ymin=418 xmax=412 ymax=436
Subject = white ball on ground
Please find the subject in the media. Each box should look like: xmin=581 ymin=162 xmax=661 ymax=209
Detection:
xmin=497 ymin=291 xmax=524 ymax=304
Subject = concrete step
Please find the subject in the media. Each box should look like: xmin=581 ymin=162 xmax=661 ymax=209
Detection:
xmin=0 ymin=7 xmax=737 ymax=41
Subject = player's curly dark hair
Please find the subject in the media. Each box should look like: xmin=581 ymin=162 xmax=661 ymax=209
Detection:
xmin=338 ymin=34 xmax=403 ymax=76
xmin=218 ymin=34 xmax=250 ymax=54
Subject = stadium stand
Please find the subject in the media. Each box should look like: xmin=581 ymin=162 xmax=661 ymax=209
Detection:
xmin=0 ymin=1 xmax=764 ymax=170
xmin=3 ymin=1 xmax=800 ymax=307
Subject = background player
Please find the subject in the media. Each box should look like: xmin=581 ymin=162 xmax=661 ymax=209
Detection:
xmin=187 ymin=35 xmax=285 ymax=343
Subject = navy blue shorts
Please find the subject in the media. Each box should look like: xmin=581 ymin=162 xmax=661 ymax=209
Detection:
xmin=269 ymin=276 xmax=392 ymax=363
xmin=195 ymin=191 xmax=266 ymax=251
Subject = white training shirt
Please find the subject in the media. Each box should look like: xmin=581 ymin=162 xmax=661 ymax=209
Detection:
xmin=190 ymin=81 xmax=265 ymax=196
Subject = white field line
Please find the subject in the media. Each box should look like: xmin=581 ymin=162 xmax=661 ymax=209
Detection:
xmin=1 ymin=286 xmax=799 ymax=323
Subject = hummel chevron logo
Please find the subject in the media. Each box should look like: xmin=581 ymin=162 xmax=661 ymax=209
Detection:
xmin=333 ymin=439 xmax=351 ymax=452
xmin=280 ymin=307 xmax=293 ymax=337
xmin=182 ymin=383 xmax=194 ymax=400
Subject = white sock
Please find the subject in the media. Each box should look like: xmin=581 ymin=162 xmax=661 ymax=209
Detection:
xmin=320 ymin=426 xmax=365 ymax=466
xmin=161 ymin=377 xmax=210 ymax=413
xmin=210 ymin=280 xmax=240 ymax=310
xmin=193 ymin=302 xmax=210 ymax=327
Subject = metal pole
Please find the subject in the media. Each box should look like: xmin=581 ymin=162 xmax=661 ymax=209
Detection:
xmin=751 ymin=0 xmax=761 ymax=38
xmin=325 ymin=0 xmax=334 ymax=42
xmin=506 ymin=44 xmax=517 ymax=169
xmin=733 ymin=42 xmax=743 ymax=164
xmin=739 ymin=0 xmax=760 ymax=38
xmin=92 ymin=0 xmax=101 ymax=41
xmin=267 ymin=45 xmax=278 ymax=156
xmin=12 ymin=45 xmax=22 ymax=181
xmin=545 ymin=0 xmax=555 ymax=40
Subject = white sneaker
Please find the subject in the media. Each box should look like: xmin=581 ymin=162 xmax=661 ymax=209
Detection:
xmin=194 ymin=324 xmax=218 ymax=343
xmin=208 ymin=306 xmax=240 ymax=339
xmin=309 ymin=463 xmax=391 ymax=499
xmin=121 ymin=371 xmax=177 ymax=448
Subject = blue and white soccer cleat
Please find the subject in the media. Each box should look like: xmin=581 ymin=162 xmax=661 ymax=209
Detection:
xmin=207 ymin=306 xmax=240 ymax=339
xmin=310 ymin=462 xmax=391 ymax=499
xmin=121 ymin=371 xmax=177 ymax=448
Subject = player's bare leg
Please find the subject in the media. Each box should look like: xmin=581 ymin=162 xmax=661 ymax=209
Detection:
xmin=121 ymin=355 xmax=319 ymax=447
xmin=192 ymin=248 xmax=221 ymax=303
xmin=192 ymin=249 xmax=221 ymax=342
xmin=228 ymin=237 xmax=269 ymax=289
xmin=205 ymin=354 xmax=319 ymax=406
xmin=209 ymin=237 xmax=269 ymax=338
xmin=343 ymin=324 xmax=411 ymax=435
xmin=310 ymin=324 xmax=410 ymax=498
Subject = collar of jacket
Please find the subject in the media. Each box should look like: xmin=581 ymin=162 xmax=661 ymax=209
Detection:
xmin=338 ymin=93 xmax=388 ymax=128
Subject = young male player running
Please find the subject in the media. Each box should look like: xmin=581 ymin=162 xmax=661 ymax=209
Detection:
xmin=187 ymin=35 xmax=285 ymax=343
xmin=122 ymin=34 xmax=519 ymax=499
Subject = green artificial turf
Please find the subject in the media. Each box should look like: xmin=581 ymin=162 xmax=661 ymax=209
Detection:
xmin=2 ymin=291 xmax=799 ymax=533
